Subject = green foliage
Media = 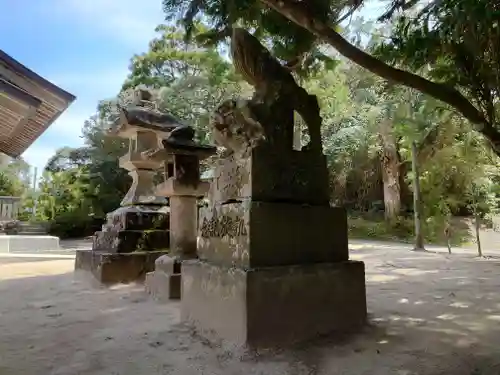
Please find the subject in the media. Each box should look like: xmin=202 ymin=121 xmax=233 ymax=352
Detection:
xmin=122 ymin=23 xmax=238 ymax=90
xmin=376 ymin=0 xmax=500 ymax=121
xmin=29 ymin=22 xmax=249 ymax=238
xmin=34 ymin=17 xmax=500 ymax=249
xmin=0 ymin=157 xmax=31 ymax=197
xmin=348 ymin=215 xmax=470 ymax=246
xmin=162 ymin=0 xmax=341 ymax=75
xmin=123 ymin=22 xmax=252 ymax=145
xmin=159 ymin=0 xmax=500 ymax=158
xmin=300 ymin=23 xmax=500 ymax=244
xmin=29 ymin=113 xmax=129 ymax=237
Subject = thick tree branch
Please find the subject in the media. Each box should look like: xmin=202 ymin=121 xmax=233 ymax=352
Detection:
xmin=260 ymin=0 xmax=500 ymax=154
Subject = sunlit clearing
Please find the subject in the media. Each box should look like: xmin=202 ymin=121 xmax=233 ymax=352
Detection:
xmin=0 ymin=260 xmax=73 ymax=281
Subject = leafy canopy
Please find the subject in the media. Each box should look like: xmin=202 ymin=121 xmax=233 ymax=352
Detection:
xmin=162 ymin=0 xmax=500 ymax=156
xmin=376 ymin=0 xmax=500 ymax=147
xmin=162 ymin=0 xmax=346 ymax=72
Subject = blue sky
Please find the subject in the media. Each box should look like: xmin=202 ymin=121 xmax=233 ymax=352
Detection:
xmin=0 ymin=0 xmax=384 ymax=175
xmin=0 ymin=0 xmax=165 ymax=173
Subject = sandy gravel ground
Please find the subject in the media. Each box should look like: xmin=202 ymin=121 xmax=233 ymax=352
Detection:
xmin=0 ymin=242 xmax=499 ymax=375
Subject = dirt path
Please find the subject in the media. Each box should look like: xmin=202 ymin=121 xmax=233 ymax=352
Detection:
xmin=0 ymin=245 xmax=500 ymax=374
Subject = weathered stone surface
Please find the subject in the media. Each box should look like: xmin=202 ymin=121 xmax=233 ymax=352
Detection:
xmin=154 ymin=254 xmax=181 ymax=274
xmin=181 ymin=29 xmax=367 ymax=348
xmin=145 ymin=253 xmax=183 ymax=301
xmin=155 ymin=178 xmax=210 ymax=198
xmin=0 ymin=196 xmax=21 ymax=221
xmin=198 ymin=201 xmax=348 ymax=267
xmin=92 ymin=205 xmax=169 ymax=253
xmin=109 ymin=89 xmax=182 ymax=137
xmin=145 ymin=271 xmax=181 ymax=301
xmin=181 ymin=259 xmax=367 ymax=347
xmin=169 ymin=196 xmax=199 ymax=258
xmin=93 ymin=229 xmax=169 ymax=253
xmin=208 ymin=140 xmax=330 ymax=206
xmin=120 ymin=169 xmax=168 ymax=206
xmin=75 ymin=249 xmax=168 ymax=285
xmin=118 ymin=106 xmax=183 ymax=133
xmin=102 ymin=205 xmax=169 ymax=232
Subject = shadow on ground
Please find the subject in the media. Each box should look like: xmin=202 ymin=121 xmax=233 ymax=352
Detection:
xmin=0 ymin=247 xmax=499 ymax=374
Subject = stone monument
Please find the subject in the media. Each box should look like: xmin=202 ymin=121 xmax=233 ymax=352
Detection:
xmin=145 ymin=124 xmax=216 ymax=301
xmin=75 ymin=89 xmax=182 ymax=284
xmin=181 ymin=28 xmax=367 ymax=347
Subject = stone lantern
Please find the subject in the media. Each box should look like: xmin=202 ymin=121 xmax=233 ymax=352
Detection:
xmin=75 ymin=89 xmax=187 ymax=284
xmin=145 ymin=124 xmax=216 ymax=300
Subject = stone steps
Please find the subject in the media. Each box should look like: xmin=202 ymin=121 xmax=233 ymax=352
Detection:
xmin=18 ymin=222 xmax=48 ymax=235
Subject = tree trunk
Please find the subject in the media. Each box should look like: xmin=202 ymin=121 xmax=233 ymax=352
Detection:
xmin=474 ymin=209 xmax=483 ymax=257
xmin=411 ymin=141 xmax=425 ymax=251
xmin=260 ymin=0 xmax=500 ymax=156
xmin=444 ymin=220 xmax=452 ymax=254
xmin=378 ymin=118 xmax=401 ymax=221
xmin=293 ymin=112 xmax=303 ymax=150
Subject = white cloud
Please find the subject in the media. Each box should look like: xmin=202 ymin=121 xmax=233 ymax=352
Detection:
xmin=21 ymin=111 xmax=88 ymax=173
xmin=22 ymin=145 xmax=59 ymax=174
xmin=45 ymin=110 xmax=89 ymax=141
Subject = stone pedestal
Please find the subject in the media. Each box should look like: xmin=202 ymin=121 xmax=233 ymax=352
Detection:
xmin=92 ymin=205 xmax=169 ymax=254
xmin=77 ymin=205 xmax=170 ymax=285
xmin=145 ymin=254 xmax=182 ymax=301
xmin=182 ymin=145 xmax=367 ymax=347
xmin=75 ymin=89 xmax=194 ymax=285
xmin=75 ymin=250 xmax=168 ymax=285
xmin=182 ymin=260 xmax=366 ymax=346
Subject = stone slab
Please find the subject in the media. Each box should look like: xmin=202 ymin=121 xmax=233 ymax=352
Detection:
xmin=145 ymin=271 xmax=181 ymax=301
xmin=74 ymin=249 xmax=168 ymax=285
xmin=208 ymin=145 xmax=330 ymax=206
xmin=0 ymin=235 xmax=59 ymax=253
xmin=181 ymin=260 xmax=367 ymax=347
xmin=198 ymin=201 xmax=348 ymax=267
xmin=102 ymin=205 xmax=170 ymax=232
xmin=93 ymin=229 xmax=169 ymax=253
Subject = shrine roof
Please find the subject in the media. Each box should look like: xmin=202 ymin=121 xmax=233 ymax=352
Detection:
xmin=0 ymin=50 xmax=76 ymax=157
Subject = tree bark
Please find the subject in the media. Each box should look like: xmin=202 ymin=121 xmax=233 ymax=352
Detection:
xmin=379 ymin=118 xmax=401 ymax=221
xmin=293 ymin=112 xmax=303 ymax=150
xmin=444 ymin=220 xmax=452 ymax=254
xmin=259 ymin=0 xmax=500 ymax=156
xmin=411 ymin=141 xmax=425 ymax=251
xmin=474 ymin=208 xmax=483 ymax=257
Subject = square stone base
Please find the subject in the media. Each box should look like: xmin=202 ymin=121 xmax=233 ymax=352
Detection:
xmin=145 ymin=271 xmax=181 ymax=301
xmin=199 ymin=202 xmax=348 ymax=268
xmin=181 ymin=260 xmax=367 ymax=347
xmin=74 ymin=250 xmax=169 ymax=285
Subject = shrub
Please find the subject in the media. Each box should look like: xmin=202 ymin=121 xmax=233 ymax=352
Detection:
xmin=348 ymin=214 xmax=470 ymax=246
xmin=48 ymin=211 xmax=104 ymax=239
